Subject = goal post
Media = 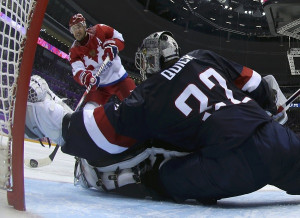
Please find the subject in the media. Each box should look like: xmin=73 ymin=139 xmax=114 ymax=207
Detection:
xmin=0 ymin=0 xmax=48 ymax=211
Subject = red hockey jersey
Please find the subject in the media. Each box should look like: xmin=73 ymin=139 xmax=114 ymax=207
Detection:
xmin=69 ymin=24 xmax=127 ymax=87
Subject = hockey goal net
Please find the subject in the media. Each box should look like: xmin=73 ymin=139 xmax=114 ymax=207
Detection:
xmin=0 ymin=0 xmax=48 ymax=211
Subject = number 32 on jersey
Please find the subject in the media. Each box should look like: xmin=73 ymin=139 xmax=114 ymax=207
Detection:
xmin=175 ymin=68 xmax=251 ymax=121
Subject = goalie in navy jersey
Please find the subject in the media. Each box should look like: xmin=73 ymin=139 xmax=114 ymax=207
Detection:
xmin=26 ymin=31 xmax=300 ymax=203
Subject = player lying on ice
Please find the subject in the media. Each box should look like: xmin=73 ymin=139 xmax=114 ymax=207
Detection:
xmin=26 ymin=31 xmax=300 ymax=204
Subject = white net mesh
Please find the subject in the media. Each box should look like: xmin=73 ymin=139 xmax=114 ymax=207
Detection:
xmin=0 ymin=0 xmax=36 ymax=190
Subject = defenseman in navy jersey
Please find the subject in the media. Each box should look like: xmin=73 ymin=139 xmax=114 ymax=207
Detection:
xmin=26 ymin=31 xmax=300 ymax=203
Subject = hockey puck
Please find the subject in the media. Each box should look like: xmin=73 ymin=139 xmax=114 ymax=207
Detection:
xmin=30 ymin=159 xmax=38 ymax=168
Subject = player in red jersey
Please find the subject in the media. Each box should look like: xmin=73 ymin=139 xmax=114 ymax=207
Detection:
xmin=68 ymin=13 xmax=136 ymax=109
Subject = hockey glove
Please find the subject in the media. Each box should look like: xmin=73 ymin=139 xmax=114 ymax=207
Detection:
xmin=81 ymin=71 xmax=99 ymax=92
xmin=102 ymin=44 xmax=119 ymax=61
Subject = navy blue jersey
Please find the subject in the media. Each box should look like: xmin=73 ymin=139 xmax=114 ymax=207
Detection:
xmin=89 ymin=49 xmax=274 ymax=155
xmin=64 ymin=49 xmax=275 ymax=160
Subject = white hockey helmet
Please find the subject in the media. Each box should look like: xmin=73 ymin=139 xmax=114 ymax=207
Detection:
xmin=135 ymin=31 xmax=180 ymax=80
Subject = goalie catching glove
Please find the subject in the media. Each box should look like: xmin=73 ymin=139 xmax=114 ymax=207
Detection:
xmin=263 ymin=75 xmax=288 ymax=125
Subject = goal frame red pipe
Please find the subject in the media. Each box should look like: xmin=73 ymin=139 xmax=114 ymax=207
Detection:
xmin=7 ymin=0 xmax=49 ymax=211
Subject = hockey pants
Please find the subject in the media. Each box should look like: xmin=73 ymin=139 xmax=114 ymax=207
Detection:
xmin=159 ymin=120 xmax=300 ymax=202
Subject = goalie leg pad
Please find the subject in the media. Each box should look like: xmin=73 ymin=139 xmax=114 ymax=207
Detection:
xmin=74 ymin=157 xmax=148 ymax=191
xmin=74 ymin=148 xmax=189 ymax=192
xmin=25 ymin=105 xmax=46 ymax=139
xmin=26 ymin=75 xmax=73 ymax=143
xmin=26 ymin=99 xmax=69 ymax=145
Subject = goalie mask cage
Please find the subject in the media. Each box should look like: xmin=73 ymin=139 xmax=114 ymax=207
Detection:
xmin=0 ymin=0 xmax=48 ymax=211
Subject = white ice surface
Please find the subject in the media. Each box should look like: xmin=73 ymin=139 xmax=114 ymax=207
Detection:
xmin=1 ymin=140 xmax=300 ymax=217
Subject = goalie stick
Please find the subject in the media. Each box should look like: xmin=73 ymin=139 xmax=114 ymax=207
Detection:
xmin=25 ymin=56 xmax=111 ymax=168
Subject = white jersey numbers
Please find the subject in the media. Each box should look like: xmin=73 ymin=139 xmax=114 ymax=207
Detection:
xmin=161 ymin=55 xmax=194 ymax=80
xmin=175 ymin=68 xmax=251 ymax=120
xmin=175 ymin=84 xmax=209 ymax=116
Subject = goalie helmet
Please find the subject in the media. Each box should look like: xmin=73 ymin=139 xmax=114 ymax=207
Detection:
xmin=135 ymin=31 xmax=180 ymax=80
xmin=69 ymin=13 xmax=86 ymax=33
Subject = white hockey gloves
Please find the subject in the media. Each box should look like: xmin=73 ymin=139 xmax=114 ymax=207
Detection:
xmin=25 ymin=75 xmax=73 ymax=145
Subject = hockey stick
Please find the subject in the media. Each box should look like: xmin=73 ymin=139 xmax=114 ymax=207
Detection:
xmin=75 ymin=56 xmax=110 ymax=111
xmin=25 ymin=56 xmax=111 ymax=168
xmin=277 ymin=88 xmax=300 ymax=113
xmin=25 ymin=144 xmax=59 ymax=168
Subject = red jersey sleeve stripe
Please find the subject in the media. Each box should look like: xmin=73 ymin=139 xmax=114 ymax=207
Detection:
xmin=83 ymin=109 xmax=128 ymax=154
xmin=93 ymin=107 xmax=136 ymax=148
xmin=234 ymin=67 xmax=261 ymax=93
xmin=234 ymin=66 xmax=253 ymax=89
